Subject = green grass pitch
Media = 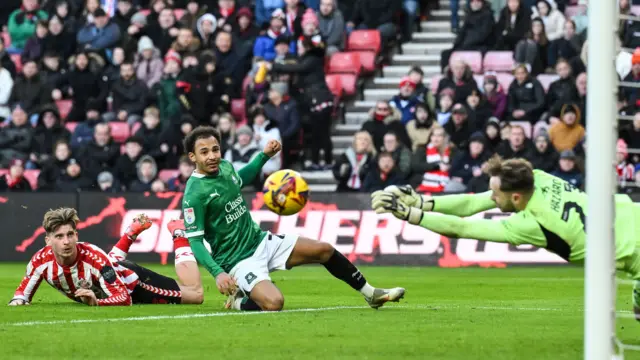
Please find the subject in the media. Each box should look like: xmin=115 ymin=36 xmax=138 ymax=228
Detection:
xmin=0 ymin=264 xmax=638 ymax=360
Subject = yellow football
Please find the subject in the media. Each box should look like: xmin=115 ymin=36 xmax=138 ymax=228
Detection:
xmin=262 ymin=169 xmax=309 ymax=215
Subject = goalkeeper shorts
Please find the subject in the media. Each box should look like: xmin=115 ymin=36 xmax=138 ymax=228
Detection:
xmin=118 ymin=260 xmax=182 ymax=304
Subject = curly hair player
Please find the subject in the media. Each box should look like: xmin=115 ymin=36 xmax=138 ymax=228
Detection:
xmin=9 ymin=209 xmax=203 ymax=306
xmin=372 ymin=156 xmax=640 ymax=320
xmin=181 ymin=126 xmax=404 ymax=311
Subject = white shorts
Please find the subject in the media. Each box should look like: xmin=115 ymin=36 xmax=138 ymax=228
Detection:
xmin=230 ymin=232 xmax=298 ymax=292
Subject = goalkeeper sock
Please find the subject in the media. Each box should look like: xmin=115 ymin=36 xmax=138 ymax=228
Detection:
xmin=323 ymin=250 xmax=370 ymax=295
xmin=237 ymin=296 xmax=262 ymax=311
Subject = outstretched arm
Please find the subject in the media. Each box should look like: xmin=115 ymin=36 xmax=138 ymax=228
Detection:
xmin=236 ymin=152 xmax=271 ymax=188
xmin=430 ymin=192 xmax=497 ymax=217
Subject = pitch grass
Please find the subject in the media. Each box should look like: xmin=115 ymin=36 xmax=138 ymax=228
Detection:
xmin=0 ymin=265 xmax=638 ymax=360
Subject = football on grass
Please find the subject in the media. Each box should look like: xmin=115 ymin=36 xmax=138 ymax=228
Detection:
xmin=262 ymin=170 xmax=309 ymax=215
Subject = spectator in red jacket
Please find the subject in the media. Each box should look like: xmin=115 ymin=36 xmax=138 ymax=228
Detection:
xmin=0 ymin=158 xmax=32 ymax=192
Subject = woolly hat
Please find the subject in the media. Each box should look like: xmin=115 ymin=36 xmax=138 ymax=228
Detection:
xmin=164 ymin=50 xmax=182 ymax=66
xmin=632 ymin=47 xmax=640 ymax=65
xmin=301 ymin=9 xmax=319 ymax=28
xmin=137 ymin=36 xmax=155 ymax=54
xmin=131 ymin=11 xmax=148 ymax=26
xmin=271 ymin=9 xmax=285 ymax=20
xmin=236 ymin=7 xmax=253 ymax=19
xmin=237 ymin=125 xmax=253 ymax=137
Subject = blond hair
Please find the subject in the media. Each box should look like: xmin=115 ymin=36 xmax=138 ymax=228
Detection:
xmin=353 ymin=131 xmax=377 ymax=156
xmin=42 ymin=208 xmax=80 ymax=234
xmin=144 ymin=106 xmax=160 ymax=118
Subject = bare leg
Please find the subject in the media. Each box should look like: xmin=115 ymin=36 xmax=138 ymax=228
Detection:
xmin=248 ymin=280 xmax=285 ymax=311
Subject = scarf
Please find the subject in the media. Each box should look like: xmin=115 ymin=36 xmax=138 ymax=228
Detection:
xmin=417 ymin=144 xmax=450 ymax=193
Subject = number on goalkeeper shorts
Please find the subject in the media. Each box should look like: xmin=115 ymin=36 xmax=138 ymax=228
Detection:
xmin=245 ymin=272 xmax=257 ymax=285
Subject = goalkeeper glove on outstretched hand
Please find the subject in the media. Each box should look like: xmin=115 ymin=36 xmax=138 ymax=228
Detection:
xmin=383 ymin=185 xmax=435 ymax=211
xmin=371 ymin=191 xmax=423 ymax=225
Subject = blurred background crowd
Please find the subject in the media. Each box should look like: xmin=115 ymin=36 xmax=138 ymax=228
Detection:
xmin=0 ymin=0 xmax=638 ymax=194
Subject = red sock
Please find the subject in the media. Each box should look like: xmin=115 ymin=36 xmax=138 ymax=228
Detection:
xmin=174 ymin=236 xmax=195 ymax=264
xmin=109 ymin=234 xmax=133 ymax=261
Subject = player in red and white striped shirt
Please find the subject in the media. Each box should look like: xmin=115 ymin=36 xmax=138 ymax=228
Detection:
xmin=9 ymin=208 xmax=204 ymax=306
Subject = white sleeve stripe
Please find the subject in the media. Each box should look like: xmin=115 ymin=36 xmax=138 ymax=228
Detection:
xmin=186 ymin=230 xmax=205 ymax=238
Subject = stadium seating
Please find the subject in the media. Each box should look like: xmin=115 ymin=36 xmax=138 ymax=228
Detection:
xmin=0 ymin=168 xmax=7 ymax=177
xmin=347 ymin=30 xmax=382 ymax=73
xmin=450 ymin=51 xmax=483 ymax=74
xmin=325 ymin=74 xmax=343 ymax=98
xmin=109 ymin=122 xmax=130 ymax=143
xmin=483 ymin=51 xmax=515 ymax=72
xmin=496 ymin=73 xmax=515 ymax=93
xmin=65 ymin=122 xmax=78 ymax=133
xmin=231 ymin=99 xmax=247 ymax=125
xmin=327 ymin=52 xmax=362 ymax=76
xmin=10 ymin=54 xmax=22 ymax=73
xmin=23 ymin=170 xmax=39 ymax=189
xmin=55 ymin=100 xmax=73 ymax=120
xmin=158 ymin=169 xmax=179 ymax=183
xmin=131 ymin=122 xmax=142 ymax=136
xmin=338 ymin=74 xmax=359 ymax=97
xmin=537 ymin=74 xmax=560 ymax=92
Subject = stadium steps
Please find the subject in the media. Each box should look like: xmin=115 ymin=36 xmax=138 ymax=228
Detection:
xmin=320 ymin=5 xmax=460 ymax=191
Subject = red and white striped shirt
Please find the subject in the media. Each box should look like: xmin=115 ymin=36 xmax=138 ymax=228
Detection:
xmin=12 ymin=242 xmax=138 ymax=306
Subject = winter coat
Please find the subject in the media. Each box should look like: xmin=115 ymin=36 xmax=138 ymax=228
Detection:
xmin=183 ymin=65 xmax=229 ymax=122
xmin=551 ymin=168 xmax=584 ymax=189
xmin=111 ymin=77 xmax=149 ymax=115
xmin=389 ymin=145 xmax=412 ymax=179
xmin=263 ymin=97 xmax=301 ymax=140
xmin=70 ymin=118 xmax=100 ymax=149
xmin=466 ymin=101 xmax=493 ymax=131
xmin=128 ymin=155 xmax=159 ymax=192
xmin=360 ymin=107 xmax=411 ymax=151
xmin=196 ymin=13 xmax=217 ymax=50
xmin=548 ymin=37 xmax=581 ymax=68
xmin=167 ymin=174 xmax=190 ymax=192
xmin=496 ymin=141 xmax=535 ymax=161
xmin=405 ymin=118 xmax=441 ymax=151
xmin=530 ymin=145 xmax=559 ymax=172
xmin=494 ymin=5 xmax=531 ymax=51
xmin=362 ymin=168 xmax=403 ymax=192
xmin=253 ymin=120 xmax=282 ymax=175
xmin=546 ymin=77 xmax=579 ymax=112
xmin=43 ymin=29 xmax=76 ymax=60
xmin=254 ymin=30 xmax=295 ymax=62
xmin=444 ymin=119 xmax=473 ymax=150
xmin=0 ymin=174 xmax=32 ymax=192
xmin=33 ymin=108 xmax=71 ymax=157
xmin=332 ymin=147 xmax=373 ymax=191
xmin=214 ymin=46 xmax=248 ymax=98
xmin=135 ymin=50 xmax=164 ymax=89
xmin=531 ymin=6 xmax=565 ymax=41
xmin=390 ymin=95 xmax=420 ymax=125
xmin=114 ymin=154 xmax=141 ymax=189
xmin=507 ymin=75 xmax=546 ymax=123
xmin=318 ymin=7 xmax=345 ymax=51
xmin=37 ymin=156 xmax=73 ymax=191
xmin=9 ymin=73 xmax=52 ymax=114
xmin=255 ymin=0 xmax=285 ymax=27
xmin=453 ymin=2 xmax=495 ymax=51
xmin=0 ymin=68 xmax=13 ymax=119
xmin=437 ymin=67 xmax=478 ymax=105
xmin=485 ymin=88 xmax=508 ymax=120
xmin=56 ymin=67 xmax=108 ymax=114
xmin=350 ymin=0 xmax=400 ymax=28
xmin=0 ymin=122 xmax=34 ymax=166
xmin=450 ymin=148 xmax=491 ymax=184
xmin=145 ymin=24 xmax=181 ymax=56
xmin=76 ymin=20 xmax=121 ymax=50
xmin=548 ymin=104 xmax=585 ymax=152
xmin=77 ymin=139 xmax=120 ymax=180
xmin=224 ymin=142 xmax=261 ymax=175
xmin=55 ymin=172 xmax=95 ymax=192
xmin=7 ymin=8 xmax=48 ymax=49
xmin=21 ymin=35 xmax=47 ymax=63
xmin=271 ymin=47 xmax=334 ymax=108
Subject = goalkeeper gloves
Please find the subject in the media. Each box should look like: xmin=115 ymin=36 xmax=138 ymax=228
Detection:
xmin=383 ymin=185 xmax=435 ymax=212
xmin=371 ymin=191 xmax=423 ymax=225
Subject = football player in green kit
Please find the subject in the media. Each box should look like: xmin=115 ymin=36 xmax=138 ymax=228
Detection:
xmin=372 ymin=156 xmax=640 ymax=321
xmin=182 ymin=126 xmax=404 ymax=311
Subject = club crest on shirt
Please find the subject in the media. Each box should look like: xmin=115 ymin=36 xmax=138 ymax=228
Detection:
xmin=184 ymin=207 xmax=195 ymax=224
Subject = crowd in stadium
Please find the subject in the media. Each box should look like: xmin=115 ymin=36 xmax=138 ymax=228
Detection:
xmin=0 ymin=0 xmax=638 ymax=194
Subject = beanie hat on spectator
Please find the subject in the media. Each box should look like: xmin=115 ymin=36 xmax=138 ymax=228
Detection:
xmin=301 ymin=9 xmax=319 ymax=28
xmin=452 ymin=104 xmax=467 ymax=115
xmin=469 ymin=131 xmax=486 ymax=144
xmin=535 ymin=128 xmax=550 ymax=140
xmin=137 ymin=36 xmax=155 ymax=54
xmin=236 ymin=7 xmax=253 ymax=20
xmin=272 ymin=9 xmax=286 ymax=20
xmin=399 ymin=76 xmax=417 ymax=89
xmin=617 ymin=138 xmax=629 ymax=158
xmin=484 ymin=74 xmax=498 ymax=86
xmin=560 ymin=150 xmax=576 ymax=160
xmin=237 ymin=125 xmax=253 ymax=137
xmin=86 ymin=99 xmax=102 ymax=113
xmin=632 ymin=47 xmax=640 ymax=65
xmin=164 ymin=50 xmax=182 ymax=66
xmin=97 ymin=171 xmax=114 ymax=184
xmin=131 ymin=12 xmax=148 ymax=27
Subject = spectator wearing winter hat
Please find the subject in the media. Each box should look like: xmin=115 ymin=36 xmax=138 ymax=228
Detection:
xmin=225 ymin=125 xmax=261 ymax=179
xmin=616 ymin=138 xmax=636 ymax=188
xmin=483 ymin=117 xmax=502 ymax=152
xmin=483 ymin=74 xmax=507 ymax=120
xmin=135 ymin=36 xmax=164 ymax=88
xmin=96 ymin=171 xmax=121 ymax=193
xmin=622 ymin=48 xmax=640 ymax=108
xmin=552 ymin=150 xmax=583 ymax=189
xmin=77 ymin=8 xmax=121 ymax=51
xmin=450 ymin=131 xmax=492 ymax=186
xmin=0 ymin=105 xmax=34 ymax=168
xmin=254 ymin=9 xmax=293 ymax=62
xmin=443 ymin=104 xmax=473 ymax=150
xmin=318 ymin=0 xmax=345 ymax=56
xmin=153 ymin=50 xmax=184 ymax=129
xmin=300 ymin=8 xmax=320 ymax=37
xmin=7 ymin=0 xmax=48 ymax=51
xmin=196 ymin=13 xmax=218 ymax=49
xmin=390 ymin=76 xmax=421 ymax=125
xmin=167 ymin=156 xmax=195 ymax=192
xmin=0 ymin=159 xmax=32 ymax=192
xmin=548 ymin=103 xmax=585 ymax=152
xmin=530 ymin=130 xmax=559 ymax=172
xmin=406 ymin=103 xmax=439 ymax=151
xmin=234 ymin=7 xmax=261 ymax=57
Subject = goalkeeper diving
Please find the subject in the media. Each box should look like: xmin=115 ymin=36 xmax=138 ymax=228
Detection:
xmin=372 ymin=156 xmax=640 ymax=320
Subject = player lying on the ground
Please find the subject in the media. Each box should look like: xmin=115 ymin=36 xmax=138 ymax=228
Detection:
xmin=9 ymin=208 xmax=203 ymax=306
xmin=182 ymin=126 xmax=404 ymax=311
xmin=371 ymin=156 xmax=640 ymax=321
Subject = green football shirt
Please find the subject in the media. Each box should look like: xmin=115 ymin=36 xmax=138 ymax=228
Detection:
xmin=183 ymin=157 xmax=268 ymax=277
xmin=418 ymin=170 xmax=640 ymax=266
